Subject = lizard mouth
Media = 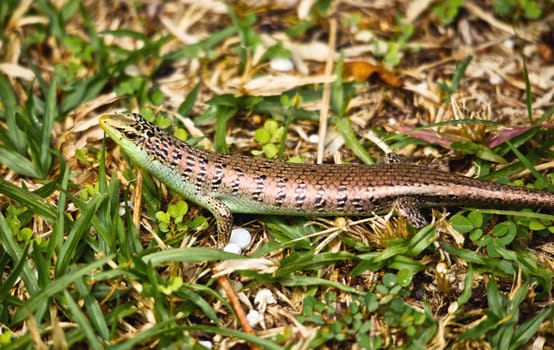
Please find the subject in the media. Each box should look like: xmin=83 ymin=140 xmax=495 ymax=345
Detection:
xmin=99 ymin=113 xmax=139 ymax=131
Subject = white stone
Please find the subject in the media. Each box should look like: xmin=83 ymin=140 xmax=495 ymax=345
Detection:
xmin=223 ymin=243 xmax=242 ymax=254
xmin=198 ymin=340 xmax=212 ymax=349
xmin=255 ymin=289 xmax=277 ymax=311
xmin=246 ymin=309 xmax=262 ymax=327
xmin=270 ymin=57 xmax=294 ymax=72
xmin=229 ymin=228 xmax=252 ymax=249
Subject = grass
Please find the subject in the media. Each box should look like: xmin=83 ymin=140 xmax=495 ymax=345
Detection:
xmin=1 ymin=1 xmax=554 ymax=349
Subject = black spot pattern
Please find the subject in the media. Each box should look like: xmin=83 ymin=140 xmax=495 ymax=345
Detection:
xmin=112 ymin=113 xmax=554 ymax=236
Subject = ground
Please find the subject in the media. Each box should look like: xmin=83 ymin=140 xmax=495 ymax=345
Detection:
xmin=0 ymin=0 xmax=554 ymax=349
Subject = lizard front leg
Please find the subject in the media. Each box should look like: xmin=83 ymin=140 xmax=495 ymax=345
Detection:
xmin=201 ymin=196 xmax=234 ymax=237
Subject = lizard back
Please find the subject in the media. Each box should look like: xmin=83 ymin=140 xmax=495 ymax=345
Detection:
xmin=101 ymin=113 xmax=554 ymax=218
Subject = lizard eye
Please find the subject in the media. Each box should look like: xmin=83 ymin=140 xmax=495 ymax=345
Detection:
xmin=124 ymin=131 xmax=137 ymax=139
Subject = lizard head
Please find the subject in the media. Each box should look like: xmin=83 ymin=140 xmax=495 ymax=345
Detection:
xmin=99 ymin=112 xmax=147 ymax=140
xmin=99 ymin=112 xmax=162 ymax=163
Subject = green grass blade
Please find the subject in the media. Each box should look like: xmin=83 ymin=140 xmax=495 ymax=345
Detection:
xmin=521 ymin=55 xmax=533 ymax=124
xmin=98 ymin=136 xmax=108 ymax=193
xmin=279 ymin=275 xmax=365 ymax=294
xmin=510 ymin=280 xmax=529 ymax=309
xmin=510 ymin=305 xmax=553 ymax=349
xmin=33 ymin=151 xmax=67 ymax=198
xmin=408 ymin=225 xmax=436 ymax=255
xmin=142 ymin=247 xmax=244 ymax=266
xmin=277 ymin=251 xmax=357 ymax=277
xmin=442 ymin=243 xmax=516 ymax=276
xmin=331 ymin=55 xmax=375 ymax=164
xmin=61 ymin=76 xmax=108 ymax=114
xmin=162 ymin=26 xmax=236 ymax=61
xmin=490 ymin=130 xmax=550 ymax=186
xmin=38 ymin=78 xmax=57 ymax=175
xmin=62 ymin=289 xmax=104 ymax=350
xmin=49 ymin=162 xmax=69 ymax=258
xmin=387 ymin=255 xmax=426 ymax=273
xmin=514 ymin=248 xmax=552 ymax=298
xmin=145 ymin=262 xmax=171 ymax=323
xmin=178 ymin=81 xmax=201 ymax=117
xmin=214 ymin=105 xmax=237 ymax=154
xmin=74 ymin=272 xmax=112 ymax=341
xmin=357 ymin=243 xmax=409 ymax=263
xmin=486 ymin=278 xmax=503 ymax=316
xmin=32 ymin=0 xmax=65 ymax=38
xmin=450 ymin=55 xmax=472 ymax=94
xmin=0 ymin=244 xmax=30 ymax=303
xmin=117 ymin=195 xmax=138 ymax=258
xmin=335 ymin=115 xmax=375 ymax=164
xmin=457 ymin=264 xmax=474 ymax=307
xmin=536 ymin=106 xmax=553 ymax=124
xmin=0 ymin=213 xmax=39 ymax=295
xmin=178 ymin=287 xmax=221 ymax=326
xmin=92 ymin=137 xmax=118 ymax=252
xmin=440 ymin=55 xmax=472 ymax=100
xmin=11 ymin=255 xmax=113 ymax=324
xmin=0 ymin=147 xmax=42 ymax=178
xmin=0 ymin=73 xmax=26 ymax=152
xmin=29 ymin=248 xmax=51 ymax=323
xmin=56 ymin=194 xmax=106 ymax=275
xmin=330 ymin=54 xmax=345 ymax=117
xmin=0 ymin=179 xmax=69 ymax=226
xmin=108 ymin=322 xmax=282 ymax=350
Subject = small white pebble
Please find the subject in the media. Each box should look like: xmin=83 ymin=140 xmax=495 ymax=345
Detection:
xmin=229 ymin=228 xmax=252 ymax=249
xmin=198 ymin=340 xmax=213 ymax=349
xmin=270 ymin=57 xmax=294 ymax=72
xmin=255 ymin=289 xmax=277 ymax=311
xmin=489 ymin=74 xmax=503 ymax=85
xmin=246 ymin=309 xmax=262 ymax=327
xmin=503 ymin=39 xmax=515 ymax=50
xmin=223 ymin=243 xmax=242 ymax=254
xmin=124 ymin=65 xmax=140 ymax=77
xmin=308 ymin=134 xmax=319 ymax=143
xmin=354 ymin=30 xmax=374 ymax=42
xmin=118 ymin=201 xmax=133 ymax=216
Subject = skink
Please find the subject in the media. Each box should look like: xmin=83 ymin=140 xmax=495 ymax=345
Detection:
xmin=100 ymin=112 xmax=554 ymax=236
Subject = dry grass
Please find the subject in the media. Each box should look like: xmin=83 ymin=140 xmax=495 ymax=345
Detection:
xmin=1 ymin=0 xmax=554 ymax=349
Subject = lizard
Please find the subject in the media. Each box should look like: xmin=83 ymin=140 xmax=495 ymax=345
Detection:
xmin=99 ymin=112 xmax=554 ymax=236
